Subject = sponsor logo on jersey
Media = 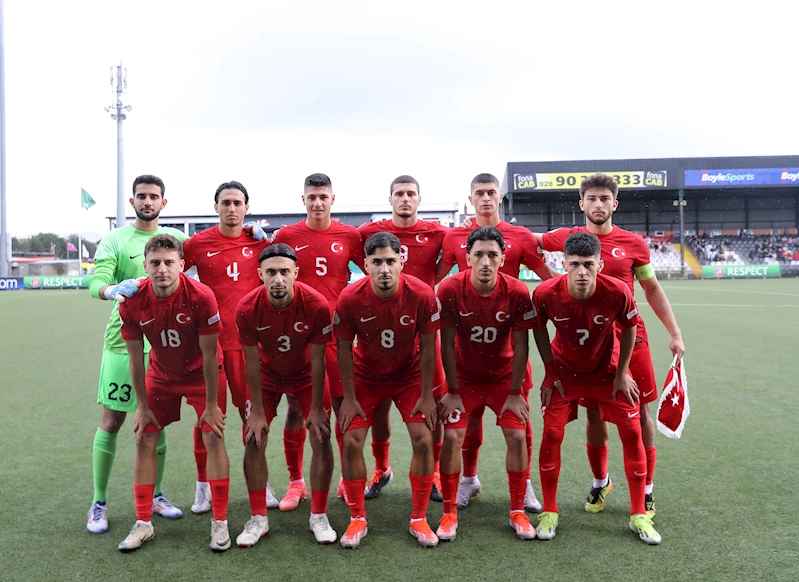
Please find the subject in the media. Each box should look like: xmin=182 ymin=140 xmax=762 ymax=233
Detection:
xmin=206 ymin=251 xmax=221 ymax=257
xmin=256 ymin=325 xmax=271 ymax=331
xmin=459 ymin=311 xmax=474 ymax=317
xmin=295 ymin=245 xmax=309 ymax=251
xmin=553 ymin=316 xmax=569 ymax=322
xmin=460 ymin=243 xmax=468 ymax=249
xmin=139 ymin=318 xmax=155 ymax=326
xmin=360 ymin=315 xmax=377 ymax=322
xmin=129 ymin=253 xmax=143 ymax=259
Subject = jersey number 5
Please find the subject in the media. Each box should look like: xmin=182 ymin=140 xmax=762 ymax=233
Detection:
xmin=316 ymin=257 xmax=327 ymax=276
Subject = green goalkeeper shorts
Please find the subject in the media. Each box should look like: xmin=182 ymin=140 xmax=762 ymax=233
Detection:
xmin=97 ymin=349 xmax=149 ymax=412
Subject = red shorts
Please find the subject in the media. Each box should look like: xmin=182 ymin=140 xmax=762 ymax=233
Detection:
xmin=466 ymin=363 xmax=533 ymax=421
xmin=325 ymin=343 xmax=343 ymax=399
xmin=445 ymin=381 xmax=527 ymax=431
xmin=346 ymin=380 xmax=426 ymax=431
xmin=248 ymin=381 xmax=332 ymax=425
xmin=580 ymin=338 xmax=658 ymax=410
xmin=542 ymin=373 xmax=639 ymax=429
xmin=223 ymin=350 xmax=249 ymax=410
xmin=144 ymin=369 xmax=228 ymax=432
xmin=433 ymin=335 xmax=447 ymax=398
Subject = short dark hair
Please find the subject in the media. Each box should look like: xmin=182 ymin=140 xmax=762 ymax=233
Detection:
xmin=466 ymin=226 xmax=505 ymax=253
xmin=579 ymin=173 xmax=619 ymax=199
xmin=132 ymin=174 xmax=165 ymax=197
xmin=258 ymin=243 xmax=297 ymax=263
xmin=144 ymin=234 xmax=183 ymax=258
xmin=471 ymin=173 xmax=499 ymax=189
xmin=564 ymin=232 xmax=601 ymax=257
xmin=364 ymin=232 xmax=402 ymax=256
xmin=305 ymin=173 xmax=332 ymax=190
xmin=390 ymin=175 xmax=420 ymax=195
xmin=215 ymin=181 xmax=249 ymax=204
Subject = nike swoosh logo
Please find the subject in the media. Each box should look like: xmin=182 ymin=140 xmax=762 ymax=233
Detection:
xmin=256 ymin=325 xmax=271 ymax=331
xmin=360 ymin=316 xmax=377 ymax=322
xmin=206 ymin=251 xmax=222 ymax=257
xmin=459 ymin=243 xmax=467 ymax=248
xmin=139 ymin=318 xmax=155 ymax=326
xmin=627 ymin=411 xmax=640 ymax=418
xmin=642 ymin=390 xmax=654 ymax=398
xmin=295 ymin=245 xmax=309 ymax=251
xmin=634 ymin=471 xmax=646 ymax=477
xmin=459 ymin=311 xmax=474 ymax=317
xmin=129 ymin=254 xmax=142 ymax=260
xmin=553 ymin=317 xmax=569 ymax=321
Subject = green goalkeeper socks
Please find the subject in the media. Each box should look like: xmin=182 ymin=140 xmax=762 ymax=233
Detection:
xmin=155 ymin=430 xmax=167 ymax=495
xmin=92 ymin=428 xmax=118 ymax=503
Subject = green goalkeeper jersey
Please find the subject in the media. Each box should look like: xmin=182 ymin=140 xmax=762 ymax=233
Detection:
xmin=89 ymin=225 xmax=188 ymax=353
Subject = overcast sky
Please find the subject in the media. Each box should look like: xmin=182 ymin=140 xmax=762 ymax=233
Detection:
xmin=3 ymin=0 xmax=796 ymax=238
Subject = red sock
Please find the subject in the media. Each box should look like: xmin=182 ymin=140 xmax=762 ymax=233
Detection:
xmin=618 ymin=423 xmax=646 ymax=515
xmin=433 ymin=440 xmax=443 ymax=474
xmin=209 ymin=478 xmax=230 ymax=522
xmin=539 ymin=424 xmax=565 ymax=513
xmin=525 ymin=421 xmax=534 ymax=478
xmin=507 ymin=470 xmax=527 ymax=512
xmin=335 ymin=423 xmax=345 ymax=466
xmin=284 ymin=428 xmax=306 ymax=481
xmin=343 ymin=478 xmax=366 ymax=519
xmin=409 ymin=473 xmax=434 ymax=520
xmin=134 ymin=483 xmax=155 ymax=522
xmin=645 ymin=446 xmax=657 ymax=487
xmin=441 ymin=472 xmax=460 ymax=515
xmin=311 ymin=489 xmax=329 ymax=515
xmin=372 ymin=440 xmax=390 ymax=472
xmin=462 ymin=419 xmax=483 ymax=478
xmin=248 ymin=488 xmax=267 ymax=517
xmin=586 ymin=443 xmax=609 ymax=481
xmin=193 ymin=426 xmax=208 ymax=482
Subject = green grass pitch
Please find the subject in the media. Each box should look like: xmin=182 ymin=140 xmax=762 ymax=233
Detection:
xmin=1 ymin=279 xmax=797 ymax=581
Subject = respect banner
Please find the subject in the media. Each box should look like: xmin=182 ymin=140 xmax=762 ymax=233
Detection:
xmin=23 ymin=276 xmax=92 ymax=289
xmin=702 ymin=265 xmax=781 ymax=279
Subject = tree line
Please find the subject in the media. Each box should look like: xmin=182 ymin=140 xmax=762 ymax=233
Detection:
xmin=12 ymin=233 xmax=99 ymax=260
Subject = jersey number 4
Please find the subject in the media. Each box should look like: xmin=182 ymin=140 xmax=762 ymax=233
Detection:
xmin=227 ymin=262 xmax=239 ymax=282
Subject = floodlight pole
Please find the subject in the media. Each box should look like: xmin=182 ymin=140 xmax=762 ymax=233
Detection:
xmin=106 ymin=63 xmax=131 ymax=229
xmin=0 ymin=0 xmax=8 ymax=277
xmin=678 ymin=190 xmax=686 ymax=277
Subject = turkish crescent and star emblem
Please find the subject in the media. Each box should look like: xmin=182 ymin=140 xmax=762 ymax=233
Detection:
xmin=415 ymin=234 xmax=428 ymax=244
xmin=176 ymin=313 xmax=191 ymax=324
xmin=294 ymin=321 xmax=309 ymax=332
xmin=242 ymin=247 xmax=254 ymax=257
xmin=399 ymin=315 xmax=415 ymax=326
xmin=611 ymin=247 xmax=626 ymax=258
xmin=331 ymin=242 xmax=343 ymax=253
xmin=495 ymin=311 xmax=509 ymax=322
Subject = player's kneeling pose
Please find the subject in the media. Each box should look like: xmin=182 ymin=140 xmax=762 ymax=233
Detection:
xmin=235 ymin=244 xmax=337 ymax=547
xmin=532 ymin=232 xmax=661 ymax=545
xmin=436 ymin=226 xmax=537 ymax=542
xmin=118 ymin=234 xmax=231 ymax=552
xmin=336 ymin=232 xmax=440 ymax=549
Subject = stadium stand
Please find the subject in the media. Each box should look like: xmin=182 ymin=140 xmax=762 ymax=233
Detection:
xmin=686 ymin=233 xmax=799 ymax=266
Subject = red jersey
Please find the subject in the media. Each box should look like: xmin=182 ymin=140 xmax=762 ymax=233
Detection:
xmin=183 ymin=226 xmax=269 ymax=351
xmin=272 ymin=220 xmax=362 ymax=312
xmin=334 ymin=274 xmax=440 ymax=386
xmin=356 ymin=219 xmax=448 ymax=288
xmin=437 ymin=271 xmax=535 ymax=385
xmin=236 ymin=281 xmax=332 ymax=390
xmin=532 ymin=274 xmax=639 ymax=376
xmin=441 ymin=220 xmax=545 ymax=277
xmin=120 ymin=273 xmax=223 ymax=384
xmin=541 ymin=225 xmax=652 ymax=341
xmin=541 ymin=225 xmax=653 ymax=293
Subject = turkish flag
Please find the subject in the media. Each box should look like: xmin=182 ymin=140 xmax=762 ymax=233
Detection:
xmin=656 ymin=355 xmax=690 ymax=439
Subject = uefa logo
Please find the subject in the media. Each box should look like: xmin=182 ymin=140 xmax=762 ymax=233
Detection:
xmin=31 ymin=277 xmax=41 ymax=288
xmin=713 ymin=267 xmax=724 ymax=278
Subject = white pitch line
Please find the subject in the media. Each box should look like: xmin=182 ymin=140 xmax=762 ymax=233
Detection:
xmin=661 ymin=285 xmax=799 ymax=298
xmin=666 ymin=303 xmax=799 ymax=307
